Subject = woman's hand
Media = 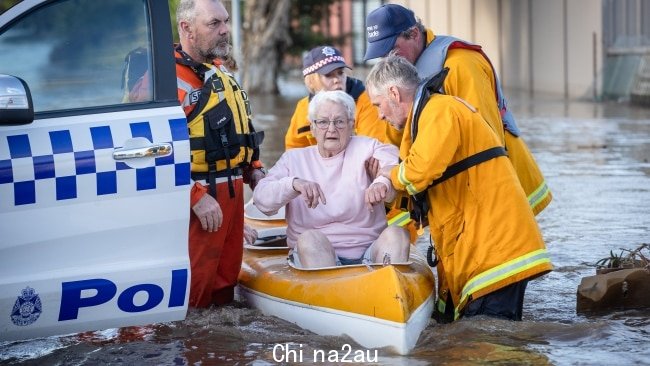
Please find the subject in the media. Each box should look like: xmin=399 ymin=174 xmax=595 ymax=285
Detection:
xmin=292 ymin=178 xmax=327 ymax=209
xmin=365 ymin=182 xmax=388 ymax=212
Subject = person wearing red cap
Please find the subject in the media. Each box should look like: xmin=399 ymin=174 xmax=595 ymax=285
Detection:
xmin=364 ymin=4 xmax=551 ymax=217
xmin=285 ymin=45 xmax=399 ymax=150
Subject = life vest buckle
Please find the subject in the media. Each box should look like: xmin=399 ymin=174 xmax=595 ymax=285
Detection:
xmin=220 ymin=131 xmax=229 ymax=147
xmin=210 ymin=77 xmax=224 ymax=92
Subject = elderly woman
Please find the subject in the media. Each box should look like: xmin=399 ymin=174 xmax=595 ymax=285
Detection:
xmin=254 ymin=90 xmax=410 ymax=268
xmin=285 ymin=45 xmax=400 ymax=150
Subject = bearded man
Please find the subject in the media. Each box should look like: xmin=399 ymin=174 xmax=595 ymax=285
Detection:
xmin=175 ymin=0 xmax=266 ymax=307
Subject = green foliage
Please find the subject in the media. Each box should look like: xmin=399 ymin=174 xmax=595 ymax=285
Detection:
xmin=595 ymin=250 xmax=624 ymax=269
xmin=1 ymin=0 xmax=22 ymax=14
xmin=168 ymin=0 xmax=179 ymax=42
xmin=594 ymin=244 xmax=650 ymax=270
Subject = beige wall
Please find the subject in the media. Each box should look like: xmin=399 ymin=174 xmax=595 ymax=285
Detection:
xmin=565 ymin=0 xmax=601 ymax=99
xmin=390 ymin=0 xmax=603 ymax=100
xmin=473 ymin=0 xmax=500 ymax=74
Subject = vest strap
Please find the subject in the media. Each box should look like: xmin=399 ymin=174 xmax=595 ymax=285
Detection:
xmin=410 ymin=146 xmax=508 ymax=247
xmin=430 ymin=146 xmax=507 ymax=187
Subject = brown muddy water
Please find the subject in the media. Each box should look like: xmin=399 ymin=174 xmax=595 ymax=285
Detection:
xmin=2 ymin=81 xmax=650 ymax=365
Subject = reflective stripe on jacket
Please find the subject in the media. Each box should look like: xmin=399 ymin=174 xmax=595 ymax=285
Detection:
xmin=415 ymin=30 xmax=552 ymax=215
xmin=391 ymin=93 xmax=552 ymax=318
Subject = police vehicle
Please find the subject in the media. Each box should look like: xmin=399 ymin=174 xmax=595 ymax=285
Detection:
xmin=0 ymin=0 xmax=190 ymax=341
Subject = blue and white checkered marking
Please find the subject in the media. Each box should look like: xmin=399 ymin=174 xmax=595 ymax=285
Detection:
xmin=0 ymin=118 xmax=190 ymax=208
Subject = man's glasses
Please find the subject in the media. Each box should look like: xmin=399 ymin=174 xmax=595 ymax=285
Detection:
xmin=313 ymin=119 xmax=349 ymax=130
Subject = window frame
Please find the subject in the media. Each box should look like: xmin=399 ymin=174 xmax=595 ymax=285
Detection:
xmin=0 ymin=0 xmax=179 ymax=121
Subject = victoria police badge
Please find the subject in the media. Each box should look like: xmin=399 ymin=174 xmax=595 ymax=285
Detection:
xmin=11 ymin=287 xmax=42 ymax=326
xmin=321 ymin=46 xmax=336 ymax=57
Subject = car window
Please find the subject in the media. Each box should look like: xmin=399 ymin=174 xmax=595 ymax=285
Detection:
xmin=0 ymin=0 xmax=152 ymax=113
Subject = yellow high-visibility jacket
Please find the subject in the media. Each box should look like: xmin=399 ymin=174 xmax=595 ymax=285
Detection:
xmin=390 ymin=93 xmax=552 ymax=319
xmin=417 ymin=29 xmax=552 ymax=215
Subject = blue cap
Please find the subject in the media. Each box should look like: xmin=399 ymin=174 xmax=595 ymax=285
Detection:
xmin=364 ymin=4 xmax=416 ymax=61
xmin=302 ymin=46 xmax=351 ymax=76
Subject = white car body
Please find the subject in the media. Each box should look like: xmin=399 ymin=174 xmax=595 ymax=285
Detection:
xmin=0 ymin=0 xmax=191 ymax=341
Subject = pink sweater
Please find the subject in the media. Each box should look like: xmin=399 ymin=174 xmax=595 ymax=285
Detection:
xmin=253 ymin=136 xmax=399 ymax=259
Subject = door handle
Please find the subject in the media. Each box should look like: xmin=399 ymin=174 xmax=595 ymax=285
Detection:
xmin=113 ymin=143 xmax=173 ymax=160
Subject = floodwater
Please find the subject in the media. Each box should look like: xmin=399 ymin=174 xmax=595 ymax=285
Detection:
xmin=2 ymin=81 xmax=650 ymax=365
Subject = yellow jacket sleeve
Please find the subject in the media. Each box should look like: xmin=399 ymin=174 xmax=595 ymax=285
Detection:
xmin=284 ymin=97 xmax=315 ymax=149
xmin=390 ymin=96 xmax=460 ymax=196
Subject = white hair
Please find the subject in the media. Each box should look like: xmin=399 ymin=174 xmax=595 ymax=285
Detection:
xmin=308 ymin=90 xmax=356 ymax=122
xmin=177 ymin=0 xmax=223 ymax=25
xmin=365 ymin=54 xmax=420 ymax=97
xmin=176 ymin=0 xmax=197 ymax=25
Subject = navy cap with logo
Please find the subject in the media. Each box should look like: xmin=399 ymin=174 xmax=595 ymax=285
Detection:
xmin=302 ymin=46 xmax=351 ymax=77
xmin=363 ymin=4 xmax=416 ymax=61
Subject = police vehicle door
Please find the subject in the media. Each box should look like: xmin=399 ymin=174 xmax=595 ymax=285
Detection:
xmin=0 ymin=0 xmax=190 ymax=341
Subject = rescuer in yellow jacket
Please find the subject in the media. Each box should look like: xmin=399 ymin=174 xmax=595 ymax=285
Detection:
xmin=364 ymin=4 xmax=552 ymax=216
xmin=285 ymin=46 xmax=399 ymax=149
xmin=368 ymin=55 xmax=552 ymax=321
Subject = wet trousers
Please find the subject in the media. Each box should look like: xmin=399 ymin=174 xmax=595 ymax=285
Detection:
xmin=464 ymin=280 xmax=529 ymax=321
xmin=188 ymin=178 xmax=244 ymax=308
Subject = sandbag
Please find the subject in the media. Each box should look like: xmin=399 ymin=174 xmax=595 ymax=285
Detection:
xmin=576 ymin=268 xmax=650 ymax=313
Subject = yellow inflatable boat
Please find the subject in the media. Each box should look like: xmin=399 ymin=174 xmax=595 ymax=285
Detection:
xmin=238 ymin=224 xmax=435 ymax=355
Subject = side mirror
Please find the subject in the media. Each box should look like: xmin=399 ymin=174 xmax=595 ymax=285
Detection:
xmin=0 ymin=74 xmax=34 ymax=125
